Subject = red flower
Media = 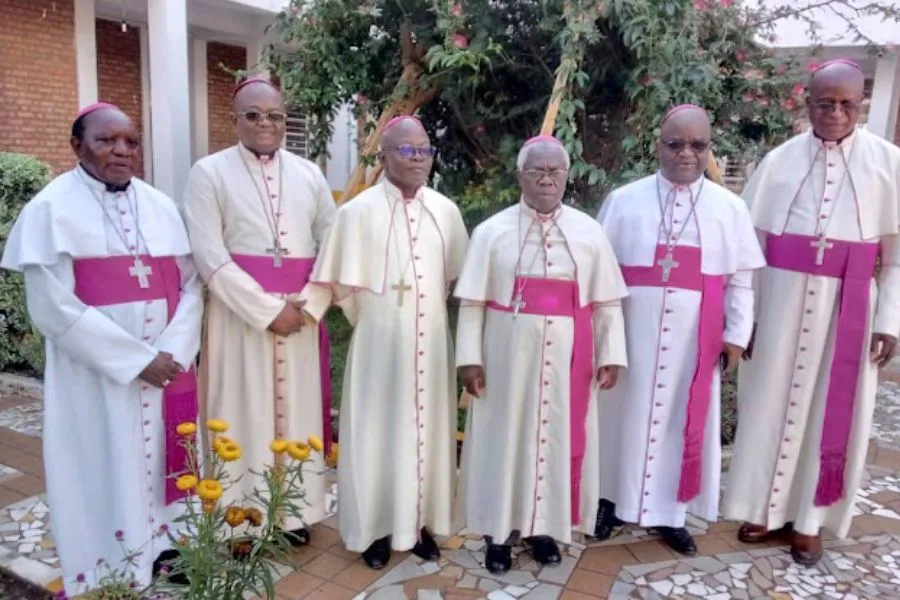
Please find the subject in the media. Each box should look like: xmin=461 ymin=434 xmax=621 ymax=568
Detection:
xmin=782 ymin=98 xmax=797 ymax=111
xmin=694 ymin=0 xmax=708 ymax=10
xmin=792 ymin=83 xmax=806 ymax=98
xmin=807 ymin=62 xmax=821 ymax=73
xmin=452 ymin=33 xmax=468 ymax=49
xmin=450 ymin=3 xmax=463 ymax=17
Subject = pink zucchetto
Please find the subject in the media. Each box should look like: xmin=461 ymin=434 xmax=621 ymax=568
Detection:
xmin=232 ymin=77 xmax=279 ymax=99
xmin=810 ymin=59 xmax=863 ymax=75
xmin=661 ymin=104 xmax=705 ymax=124
xmin=74 ymin=102 xmax=118 ymax=123
xmin=383 ymin=115 xmax=424 ymax=132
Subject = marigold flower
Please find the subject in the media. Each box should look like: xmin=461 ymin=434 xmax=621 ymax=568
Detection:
xmin=213 ymin=436 xmax=234 ymax=452
xmin=207 ymin=419 xmax=229 ymax=433
xmin=287 ymin=441 xmax=311 ymax=461
xmin=197 ymin=479 xmax=223 ymax=501
xmin=270 ymin=439 xmax=289 ymax=454
xmin=217 ymin=441 xmax=242 ymax=462
xmin=202 ymin=499 xmax=217 ymax=513
xmin=176 ymin=422 xmax=197 ymax=436
xmin=225 ymin=506 xmax=246 ymax=527
xmin=176 ymin=474 xmax=198 ymax=491
xmin=244 ymin=507 xmax=264 ymax=526
xmin=307 ymin=435 xmax=324 ymax=452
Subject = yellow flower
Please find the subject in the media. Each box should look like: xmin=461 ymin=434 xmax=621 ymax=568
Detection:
xmin=175 ymin=474 xmax=198 ymax=492
xmin=325 ymin=444 xmax=339 ymax=469
xmin=244 ymin=507 xmax=264 ymax=527
xmin=207 ymin=419 xmax=229 ymax=433
xmin=213 ymin=436 xmax=234 ymax=452
xmin=202 ymin=499 xmax=217 ymax=514
xmin=176 ymin=422 xmax=197 ymax=436
xmin=217 ymin=441 xmax=242 ymax=462
xmin=225 ymin=506 xmax=246 ymax=528
xmin=286 ymin=441 xmax=310 ymax=461
xmin=270 ymin=439 xmax=289 ymax=454
xmin=196 ymin=479 xmax=223 ymax=501
xmin=307 ymin=435 xmax=325 ymax=452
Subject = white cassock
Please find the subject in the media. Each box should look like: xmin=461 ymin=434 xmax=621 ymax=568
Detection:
xmin=182 ymin=144 xmax=336 ymax=530
xmin=453 ymin=202 xmax=628 ymax=543
xmin=310 ymin=179 xmax=468 ymax=552
xmin=0 ymin=166 xmax=203 ymax=594
xmin=597 ymin=173 xmax=764 ymax=528
xmin=724 ymin=129 xmax=900 ymax=538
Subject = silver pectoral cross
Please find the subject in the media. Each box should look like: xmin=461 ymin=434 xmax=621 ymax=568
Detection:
xmin=511 ymin=291 xmax=527 ymax=318
xmin=266 ymin=239 xmax=290 ymax=268
xmin=811 ymin=235 xmax=834 ymax=266
xmin=129 ymin=257 xmax=153 ymax=289
xmin=392 ymin=278 xmax=412 ymax=307
xmin=657 ymin=250 xmax=680 ymax=283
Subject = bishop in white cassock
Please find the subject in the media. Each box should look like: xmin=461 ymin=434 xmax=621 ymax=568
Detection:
xmin=182 ymin=78 xmax=336 ymax=542
xmin=0 ymin=104 xmax=203 ymax=594
xmin=454 ymin=137 xmax=627 ymax=574
xmin=723 ymin=60 xmax=900 ymax=566
xmin=595 ymin=105 xmax=765 ymax=555
xmin=310 ymin=116 xmax=468 ymax=570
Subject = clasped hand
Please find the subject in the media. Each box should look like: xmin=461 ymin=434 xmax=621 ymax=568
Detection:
xmin=459 ymin=364 xmax=620 ymax=398
xmin=269 ymin=300 xmax=312 ymax=337
xmin=140 ymin=351 xmax=182 ymax=388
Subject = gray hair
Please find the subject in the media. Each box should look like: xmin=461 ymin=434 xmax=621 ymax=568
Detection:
xmin=516 ymin=139 xmax=571 ymax=171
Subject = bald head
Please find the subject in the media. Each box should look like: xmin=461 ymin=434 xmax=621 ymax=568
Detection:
xmin=806 ymin=61 xmax=865 ymax=142
xmin=233 ymin=80 xmax=286 ymax=155
xmin=658 ymin=106 xmax=711 ymax=185
xmin=379 ymin=117 xmax=433 ymax=198
xmin=381 ymin=117 xmax=427 ymax=149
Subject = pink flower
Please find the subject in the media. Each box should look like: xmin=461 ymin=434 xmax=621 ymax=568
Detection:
xmin=452 ymin=33 xmax=468 ymax=49
xmin=742 ymin=91 xmax=755 ymax=102
xmin=792 ymin=83 xmax=806 ymax=98
xmin=720 ymin=0 xmax=734 ymax=6
xmin=76 ymin=573 xmax=86 ymax=583
xmin=758 ymin=96 xmax=770 ymax=106
xmin=56 ymin=592 xmax=68 ymax=600
xmin=450 ymin=3 xmax=463 ymax=17
xmin=694 ymin=0 xmax=708 ymax=10
xmin=807 ymin=62 xmax=820 ymax=73
xmin=782 ymin=98 xmax=797 ymax=111
xmin=736 ymin=49 xmax=747 ymax=63
xmin=158 ymin=523 xmax=169 ymax=534
xmin=743 ymin=68 xmax=763 ymax=80
xmin=115 ymin=530 xmax=124 ymax=541
xmin=775 ymin=65 xmax=787 ymax=76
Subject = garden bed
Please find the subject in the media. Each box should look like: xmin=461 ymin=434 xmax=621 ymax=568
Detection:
xmin=0 ymin=566 xmax=54 ymax=600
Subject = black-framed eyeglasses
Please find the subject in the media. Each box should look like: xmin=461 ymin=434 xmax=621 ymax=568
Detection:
xmin=662 ymin=139 xmax=710 ymax=153
xmin=812 ymin=100 xmax=861 ymax=114
xmin=237 ymin=110 xmax=288 ymax=125
xmin=383 ymin=144 xmax=438 ymax=159
xmin=522 ymin=168 xmax=568 ymax=181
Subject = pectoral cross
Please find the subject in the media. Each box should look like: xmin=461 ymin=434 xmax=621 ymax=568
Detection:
xmin=266 ymin=239 xmax=289 ymax=268
xmin=657 ymin=250 xmax=680 ymax=283
xmin=511 ymin=291 xmax=526 ymax=318
xmin=392 ymin=278 xmax=412 ymax=307
xmin=811 ymin=235 xmax=833 ymax=266
xmin=129 ymin=257 xmax=153 ymax=289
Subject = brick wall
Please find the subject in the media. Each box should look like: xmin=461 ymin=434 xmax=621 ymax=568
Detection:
xmin=0 ymin=0 xmax=77 ymax=173
xmin=96 ymin=19 xmax=143 ymax=177
xmin=207 ymin=42 xmax=246 ymax=154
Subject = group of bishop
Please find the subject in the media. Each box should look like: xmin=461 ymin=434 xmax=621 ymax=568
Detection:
xmin=3 ymin=59 xmax=900 ymax=596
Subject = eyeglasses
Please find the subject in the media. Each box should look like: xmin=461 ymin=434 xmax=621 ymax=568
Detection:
xmin=812 ymin=100 xmax=861 ymax=114
xmin=662 ymin=139 xmax=710 ymax=153
xmin=384 ymin=144 xmax=438 ymax=159
xmin=237 ymin=110 xmax=288 ymax=125
xmin=522 ymin=168 xmax=568 ymax=180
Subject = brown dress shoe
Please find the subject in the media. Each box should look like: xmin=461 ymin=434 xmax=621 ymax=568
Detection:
xmin=790 ymin=532 xmax=823 ymax=566
xmin=737 ymin=522 xmax=793 ymax=544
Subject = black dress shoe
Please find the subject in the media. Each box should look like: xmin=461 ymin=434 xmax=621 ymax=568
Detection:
xmin=655 ymin=527 xmax=697 ymax=556
xmin=411 ymin=527 xmax=441 ymax=561
xmin=280 ymin=527 xmax=311 ymax=547
xmin=593 ymin=498 xmax=625 ymax=540
xmin=524 ymin=535 xmax=561 ymax=566
xmin=362 ymin=536 xmax=391 ymax=570
xmin=485 ymin=544 xmax=512 ymax=574
xmin=152 ymin=549 xmax=189 ymax=585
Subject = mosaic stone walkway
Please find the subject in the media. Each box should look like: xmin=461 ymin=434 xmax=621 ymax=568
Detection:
xmin=2 ymin=367 xmax=900 ymax=598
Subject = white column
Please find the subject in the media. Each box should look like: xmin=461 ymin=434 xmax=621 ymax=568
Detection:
xmin=74 ymin=0 xmax=98 ymax=108
xmin=326 ymin=104 xmax=357 ymax=192
xmin=246 ymin=38 xmax=269 ymax=77
xmin=147 ymin=0 xmax=192 ymax=202
xmin=191 ymin=38 xmax=210 ymax=161
xmin=139 ymin=26 xmax=153 ymax=182
xmin=867 ymin=52 xmax=900 ymax=141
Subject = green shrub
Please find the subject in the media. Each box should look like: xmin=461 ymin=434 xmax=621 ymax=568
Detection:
xmin=0 ymin=152 xmax=52 ymax=376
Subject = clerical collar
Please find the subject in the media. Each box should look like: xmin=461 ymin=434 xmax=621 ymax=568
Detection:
xmin=812 ymin=128 xmax=856 ymax=148
xmin=77 ymin=164 xmax=131 ymax=193
xmin=658 ymin=171 xmax=703 ymax=194
xmin=239 ymin=143 xmax=279 ymax=163
xmin=384 ymin=178 xmax=424 ymax=204
xmin=520 ymin=198 xmax=563 ymax=221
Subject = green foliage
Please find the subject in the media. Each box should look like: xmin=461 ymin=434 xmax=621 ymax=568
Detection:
xmin=0 ymin=152 xmax=51 ymax=376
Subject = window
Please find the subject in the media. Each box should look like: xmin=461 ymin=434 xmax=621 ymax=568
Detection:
xmin=285 ymin=111 xmax=309 ymax=158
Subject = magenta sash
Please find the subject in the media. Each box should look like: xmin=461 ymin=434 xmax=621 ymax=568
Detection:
xmin=619 ymin=245 xmax=725 ymax=503
xmin=73 ymin=254 xmax=198 ymax=506
xmin=765 ymin=233 xmax=878 ymax=506
xmin=486 ymin=277 xmax=593 ymax=525
xmin=231 ymin=254 xmax=333 ymax=455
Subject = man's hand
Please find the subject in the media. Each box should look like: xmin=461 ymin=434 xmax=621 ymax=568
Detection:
xmin=459 ymin=365 xmax=485 ymax=397
xmin=269 ymin=300 xmax=307 ymax=336
xmin=870 ymin=333 xmax=898 ymax=368
xmin=722 ymin=342 xmax=743 ymax=373
xmin=596 ymin=366 xmax=619 ymax=390
xmin=140 ymin=351 xmax=182 ymax=388
xmin=743 ymin=323 xmax=757 ymax=360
